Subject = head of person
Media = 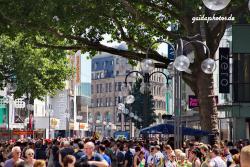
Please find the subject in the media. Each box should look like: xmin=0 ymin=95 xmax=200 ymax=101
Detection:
xmin=139 ymin=151 xmax=145 ymax=159
xmin=240 ymin=145 xmax=250 ymax=167
xmin=63 ymin=141 xmax=71 ymax=148
xmin=33 ymin=160 xmax=46 ymax=167
xmin=63 ymin=155 xmax=76 ymax=167
xmin=14 ymin=161 xmax=26 ymax=167
xmin=210 ymin=148 xmax=220 ymax=158
xmin=84 ymin=142 xmax=95 ymax=156
xmin=25 ymin=148 xmax=35 ymax=161
xmin=232 ymin=153 xmax=240 ymax=165
xmin=135 ymin=146 xmax=141 ymax=155
xmin=179 ymin=152 xmax=187 ymax=162
xmin=169 ymin=152 xmax=176 ymax=162
xmin=12 ymin=146 xmax=22 ymax=160
xmin=199 ymin=144 xmax=209 ymax=155
xmin=99 ymin=145 xmax=106 ymax=154
xmin=78 ymin=141 xmax=84 ymax=150
xmin=174 ymin=149 xmax=183 ymax=161
xmin=190 ymin=148 xmax=200 ymax=160
xmin=149 ymin=146 xmax=155 ymax=155
xmin=154 ymin=145 xmax=161 ymax=153
xmin=164 ymin=145 xmax=172 ymax=155
xmin=124 ymin=143 xmax=130 ymax=152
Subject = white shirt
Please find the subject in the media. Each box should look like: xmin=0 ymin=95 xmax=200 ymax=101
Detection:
xmin=147 ymin=154 xmax=154 ymax=165
xmin=209 ymin=156 xmax=226 ymax=167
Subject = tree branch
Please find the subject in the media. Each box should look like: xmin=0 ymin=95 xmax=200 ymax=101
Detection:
xmin=121 ymin=0 xmax=180 ymax=40
xmin=137 ymin=0 xmax=180 ymax=20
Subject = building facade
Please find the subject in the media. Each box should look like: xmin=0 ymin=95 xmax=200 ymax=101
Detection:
xmin=90 ymin=47 xmax=167 ymax=137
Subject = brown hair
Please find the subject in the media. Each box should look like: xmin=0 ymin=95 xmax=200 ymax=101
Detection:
xmin=63 ymin=155 xmax=76 ymax=167
xmin=34 ymin=160 xmax=46 ymax=167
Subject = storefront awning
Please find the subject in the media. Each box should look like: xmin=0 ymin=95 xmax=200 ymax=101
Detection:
xmin=139 ymin=123 xmax=209 ymax=136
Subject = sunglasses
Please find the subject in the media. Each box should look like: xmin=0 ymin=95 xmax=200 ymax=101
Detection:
xmin=28 ymin=153 xmax=34 ymax=156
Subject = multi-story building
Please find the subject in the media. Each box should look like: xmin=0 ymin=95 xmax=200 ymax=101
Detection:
xmin=90 ymin=44 xmax=167 ymax=137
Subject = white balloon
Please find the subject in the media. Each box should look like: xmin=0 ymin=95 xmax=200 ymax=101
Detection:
xmin=202 ymin=0 xmax=231 ymax=11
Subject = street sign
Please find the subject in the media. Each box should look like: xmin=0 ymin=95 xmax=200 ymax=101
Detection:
xmin=168 ymin=45 xmax=175 ymax=60
xmin=76 ymin=116 xmax=83 ymax=120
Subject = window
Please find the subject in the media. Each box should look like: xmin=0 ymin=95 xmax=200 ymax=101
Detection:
xmin=116 ymin=71 xmax=119 ymax=76
xmin=100 ymin=98 xmax=102 ymax=107
xmin=100 ymin=84 xmax=103 ymax=93
xmin=115 ymin=82 xmax=118 ymax=91
xmin=109 ymin=83 xmax=112 ymax=92
xmin=96 ymin=84 xmax=99 ymax=93
xmin=116 ymin=58 xmax=119 ymax=64
xmin=91 ymin=85 xmax=93 ymax=94
xmin=109 ymin=97 xmax=112 ymax=106
xmin=105 ymin=83 xmax=108 ymax=92
xmin=118 ymin=82 xmax=122 ymax=91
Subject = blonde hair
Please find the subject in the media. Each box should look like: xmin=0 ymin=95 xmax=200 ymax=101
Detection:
xmin=240 ymin=145 xmax=250 ymax=166
xmin=25 ymin=148 xmax=34 ymax=157
xmin=34 ymin=160 xmax=46 ymax=167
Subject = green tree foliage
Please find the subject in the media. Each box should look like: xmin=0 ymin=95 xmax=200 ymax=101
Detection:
xmin=0 ymin=0 xmax=248 ymax=137
xmin=128 ymin=78 xmax=156 ymax=129
xmin=0 ymin=34 xmax=72 ymax=100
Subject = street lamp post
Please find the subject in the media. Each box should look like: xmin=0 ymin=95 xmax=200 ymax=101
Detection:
xmin=95 ymin=119 xmax=101 ymax=132
xmin=47 ymin=108 xmax=53 ymax=139
xmin=122 ymin=38 xmax=215 ymax=148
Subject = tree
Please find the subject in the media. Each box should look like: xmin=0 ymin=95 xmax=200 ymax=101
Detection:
xmin=0 ymin=0 xmax=248 ymax=140
xmin=0 ymin=34 xmax=72 ymax=100
xmin=128 ymin=78 xmax=156 ymax=129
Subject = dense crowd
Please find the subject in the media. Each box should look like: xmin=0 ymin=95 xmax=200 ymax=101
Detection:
xmin=0 ymin=137 xmax=249 ymax=167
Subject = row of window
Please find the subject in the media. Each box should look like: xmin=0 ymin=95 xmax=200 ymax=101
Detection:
xmin=91 ymin=97 xmax=166 ymax=110
xmin=92 ymin=60 xmax=114 ymax=70
xmin=92 ymin=82 xmax=133 ymax=94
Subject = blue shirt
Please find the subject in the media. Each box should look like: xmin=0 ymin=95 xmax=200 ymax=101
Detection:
xmin=102 ymin=154 xmax=111 ymax=166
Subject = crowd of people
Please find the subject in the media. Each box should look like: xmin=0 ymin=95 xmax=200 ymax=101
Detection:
xmin=0 ymin=137 xmax=249 ymax=167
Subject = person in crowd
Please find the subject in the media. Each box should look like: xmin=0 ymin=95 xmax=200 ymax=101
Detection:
xmin=116 ymin=144 xmax=125 ymax=167
xmin=79 ymin=141 xmax=108 ymax=167
xmin=189 ymin=148 xmax=201 ymax=167
xmin=133 ymin=146 xmax=141 ymax=167
xmin=154 ymin=145 xmax=164 ymax=167
xmin=51 ymin=139 xmax=60 ymax=167
xmin=163 ymin=144 xmax=173 ymax=165
xmin=59 ymin=141 xmax=75 ymax=166
xmin=138 ymin=151 xmax=146 ymax=167
xmin=124 ymin=143 xmax=133 ymax=167
xmin=99 ymin=145 xmax=111 ymax=167
xmin=33 ymin=160 xmax=46 ymax=167
xmin=147 ymin=146 xmax=155 ymax=167
xmin=209 ymin=148 xmax=226 ymax=167
xmin=240 ymin=145 xmax=250 ymax=167
xmin=74 ymin=141 xmax=85 ymax=160
xmin=223 ymin=145 xmax=233 ymax=167
xmin=230 ymin=153 xmax=240 ymax=167
xmin=4 ymin=146 xmax=23 ymax=167
xmin=34 ymin=140 xmax=47 ymax=160
xmin=63 ymin=155 xmax=76 ymax=167
xmin=24 ymin=148 xmax=36 ymax=167
xmin=174 ymin=149 xmax=182 ymax=162
xmin=177 ymin=152 xmax=191 ymax=167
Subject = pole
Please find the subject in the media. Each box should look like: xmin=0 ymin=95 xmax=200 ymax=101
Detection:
xmin=49 ymin=110 xmax=51 ymax=139
xmin=7 ymin=98 xmax=10 ymax=140
xmin=129 ymin=105 xmax=132 ymax=138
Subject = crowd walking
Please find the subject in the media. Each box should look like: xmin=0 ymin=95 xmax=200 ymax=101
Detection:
xmin=0 ymin=137 xmax=249 ymax=167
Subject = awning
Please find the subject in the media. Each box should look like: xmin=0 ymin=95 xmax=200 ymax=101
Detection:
xmin=140 ymin=123 xmax=209 ymax=136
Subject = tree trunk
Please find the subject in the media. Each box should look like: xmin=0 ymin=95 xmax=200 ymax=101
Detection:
xmin=196 ymin=68 xmax=219 ymax=144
